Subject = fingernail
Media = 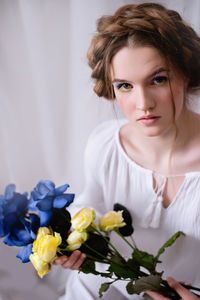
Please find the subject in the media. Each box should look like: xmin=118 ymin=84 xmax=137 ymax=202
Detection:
xmin=167 ymin=277 xmax=176 ymax=287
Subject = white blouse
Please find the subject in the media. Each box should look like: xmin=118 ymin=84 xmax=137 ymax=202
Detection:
xmin=65 ymin=119 xmax=200 ymax=299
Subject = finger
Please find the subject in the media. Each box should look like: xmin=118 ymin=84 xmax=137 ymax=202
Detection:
xmin=167 ymin=277 xmax=196 ymax=299
xmin=53 ymin=256 xmax=68 ymax=265
xmin=146 ymin=291 xmax=170 ymax=300
xmin=71 ymin=253 xmax=86 ymax=270
xmin=61 ymin=250 xmax=82 ymax=269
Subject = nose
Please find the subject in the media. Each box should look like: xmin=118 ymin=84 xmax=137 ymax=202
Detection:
xmin=135 ymin=86 xmax=156 ymax=111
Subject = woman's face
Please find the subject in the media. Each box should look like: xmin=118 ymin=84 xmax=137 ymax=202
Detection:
xmin=111 ymin=46 xmax=187 ymax=137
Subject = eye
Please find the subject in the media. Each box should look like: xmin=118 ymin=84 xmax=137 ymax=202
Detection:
xmin=152 ymin=76 xmax=168 ymax=86
xmin=114 ymin=82 xmax=133 ymax=93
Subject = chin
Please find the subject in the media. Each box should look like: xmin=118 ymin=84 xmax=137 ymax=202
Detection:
xmin=142 ymin=127 xmax=167 ymax=137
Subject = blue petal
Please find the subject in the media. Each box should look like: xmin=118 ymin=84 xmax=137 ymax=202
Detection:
xmin=53 ymin=194 xmax=74 ymax=208
xmin=34 ymin=180 xmax=55 ymax=199
xmin=30 ymin=214 xmax=40 ymax=239
xmin=20 ymin=217 xmax=30 ymax=232
xmin=4 ymin=228 xmax=32 ymax=246
xmin=28 ymin=198 xmax=37 ymax=211
xmin=4 ymin=235 xmax=24 ymax=246
xmin=15 ymin=228 xmax=32 ymax=244
xmin=36 ymin=198 xmax=53 ymax=211
xmin=39 ymin=210 xmax=52 ymax=226
xmin=0 ymin=195 xmax=5 ymax=202
xmin=4 ymin=184 xmax=16 ymax=201
xmin=0 ymin=220 xmax=5 ymax=237
xmin=4 ymin=193 xmax=28 ymax=215
xmin=0 ymin=205 xmax=3 ymax=218
xmin=16 ymin=244 xmax=33 ymax=263
xmin=4 ymin=214 xmax=18 ymax=235
xmin=55 ymin=184 xmax=69 ymax=196
xmin=30 ymin=190 xmax=39 ymax=202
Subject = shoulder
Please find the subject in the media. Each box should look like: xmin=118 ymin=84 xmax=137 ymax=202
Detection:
xmin=85 ymin=119 xmax=127 ymax=157
xmin=83 ymin=119 xmax=127 ymax=174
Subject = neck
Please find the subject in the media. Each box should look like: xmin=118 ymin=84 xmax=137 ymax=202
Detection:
xmin=131 ymin=106 xmax=192 ymax=162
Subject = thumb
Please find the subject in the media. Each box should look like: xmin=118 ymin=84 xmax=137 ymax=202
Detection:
xmin=167 ymin=277 xmax=193 ymax=299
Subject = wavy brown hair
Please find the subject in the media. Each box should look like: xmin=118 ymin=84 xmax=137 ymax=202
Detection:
xmin=87 ymin=2 xmax=200 ymax=100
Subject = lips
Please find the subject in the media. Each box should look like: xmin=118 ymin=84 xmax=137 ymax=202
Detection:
xmin=137 ymin=115 xmax=161 ymax=125
xmin=137 ymin=115 xmax=160 ymax=121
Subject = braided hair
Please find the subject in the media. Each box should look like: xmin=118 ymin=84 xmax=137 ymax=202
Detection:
xmin=87 ymin=3 xmax=200 ymax=100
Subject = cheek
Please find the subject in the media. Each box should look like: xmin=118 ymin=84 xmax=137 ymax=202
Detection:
xmin=172 ymin=85 xmax=185 ymax=116
xmin=116 ymin=94 xmax=135 ymax=116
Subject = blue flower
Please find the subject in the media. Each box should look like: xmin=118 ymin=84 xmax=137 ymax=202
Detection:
xmin=0 ymin=184 xmax=29 ymax=238
xmin=29 ymin=180 xmax=74 ymax=226
xmin=4 ymin=213 xmax=40 ymax=263
xmin=15 ymin=214 xmax=40 ymax=263
xmin=0 ymin=184 xmax=40 ymax=263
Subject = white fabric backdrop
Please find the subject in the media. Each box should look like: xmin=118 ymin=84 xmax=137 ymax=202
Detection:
xmin=0 ymin=0 xmax=199 ymax=299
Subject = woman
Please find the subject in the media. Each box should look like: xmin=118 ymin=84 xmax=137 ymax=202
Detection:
xmin=55 ymin=3 xmax=200 ymax=299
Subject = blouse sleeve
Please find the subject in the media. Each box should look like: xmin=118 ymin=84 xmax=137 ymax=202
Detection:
xmin=68 ymin=119 xmax=125 ymax=219
xmin=68 ymin=125 xmax=106 ymax=219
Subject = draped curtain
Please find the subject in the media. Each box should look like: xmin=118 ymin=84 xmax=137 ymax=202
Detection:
xmin=0 ymin=0 xmax=199 ymax=299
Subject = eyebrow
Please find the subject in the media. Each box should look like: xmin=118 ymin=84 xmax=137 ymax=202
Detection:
xmin=112 ymin=67 xmax=169 ymax=83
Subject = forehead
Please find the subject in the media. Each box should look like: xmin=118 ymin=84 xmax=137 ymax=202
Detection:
xmin=111 ymin=46 xmax=167 ymax=81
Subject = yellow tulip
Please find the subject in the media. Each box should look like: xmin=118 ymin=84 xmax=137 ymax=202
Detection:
xmin=30 ymin=227 xmax=62 ymax=278
xmin=99 ymin=211 xmax=126 ymax=232
xmin=71 ymin=207 xmax=96 ymax=232
xmin=37 ymin=234 xmax=61 ymax=262
xmin=32 ymin=227 xmax=62 ymax=263
xmin=66 ymin=230 xmax=88 ymax=251
xmin=32 ymin=227 xmax=51 ymax=253
xmin=30 ymin=253 xmax=50 ymax=278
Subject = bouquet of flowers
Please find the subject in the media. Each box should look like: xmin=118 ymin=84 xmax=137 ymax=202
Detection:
xmin=0 ymin=180 xmax=199 ymax=299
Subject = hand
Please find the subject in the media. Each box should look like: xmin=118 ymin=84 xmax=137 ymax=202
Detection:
xmin=53 ymin=250 xmax=86 ymax=270
xmin=146 ymin=277 xmax=199 ymax=300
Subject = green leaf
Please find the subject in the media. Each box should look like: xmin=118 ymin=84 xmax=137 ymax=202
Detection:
xmin=131 ymin=248 xmax=157 ymax=273
xmin=80 ymin=258 xmax=98 ymax=275
xmin=108 ymin=256 xmax=136 ymax=279
xmin=126 ymin=281 xmax=135 ymax=294
xmin=143 ymin=293 xmax=154 ymax=300
xmin=99 ymin=282 xmax=111 ymax=298
xmin=80 ymin=258 xmax=113 ymax=278
xmin=133 ymin=275 xmax=162 ymax=295
xmin=156 ymin=231 xmax=185 ymax=260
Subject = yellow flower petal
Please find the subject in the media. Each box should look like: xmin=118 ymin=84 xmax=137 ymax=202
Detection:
xmin=66 ymin=230 xmax=88 ymax=251
xmin=99 ymin=211 xmax=126 ymax=232
xmin=30 ymin=253 xmax=50 ymax=278
xmin=71 ymin=208 xmax=96 ymax=232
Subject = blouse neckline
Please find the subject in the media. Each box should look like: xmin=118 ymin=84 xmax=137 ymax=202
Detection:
xmin=114 ymin=119 xmax=200 ymax=178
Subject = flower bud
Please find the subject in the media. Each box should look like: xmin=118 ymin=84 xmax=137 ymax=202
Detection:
xmin=99 ymin=211 xmax=126 ymax=232
xmin=66 ymin=230 xmax=88 ymax=251
xmin=71 ymin=208 xmax=96 ymax=232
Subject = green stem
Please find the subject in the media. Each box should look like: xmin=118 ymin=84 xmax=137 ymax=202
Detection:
xmin=58 ymin=247 xmax=69 ymax=251
xmin=85 ymin=241 xmax=149 ymax=280
xmin=161 ymin=279 xmax=200 ymax=298
xmin=84 ymin=253 xmax=109 ymax=264
xmin=83 ymin=243 xmax=112 ymax=264
xmin=115 ymin=229 xmax=135 ymax=250
xmin=183 ymin=284 xmax=200 ymax=292
xmin=161 ymin=279 xmax=200 ymax=292
xmin=93 ymin=227 xmax=125 ymax=261
xmin=130 ymin=235 xmax=138 ymax=249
